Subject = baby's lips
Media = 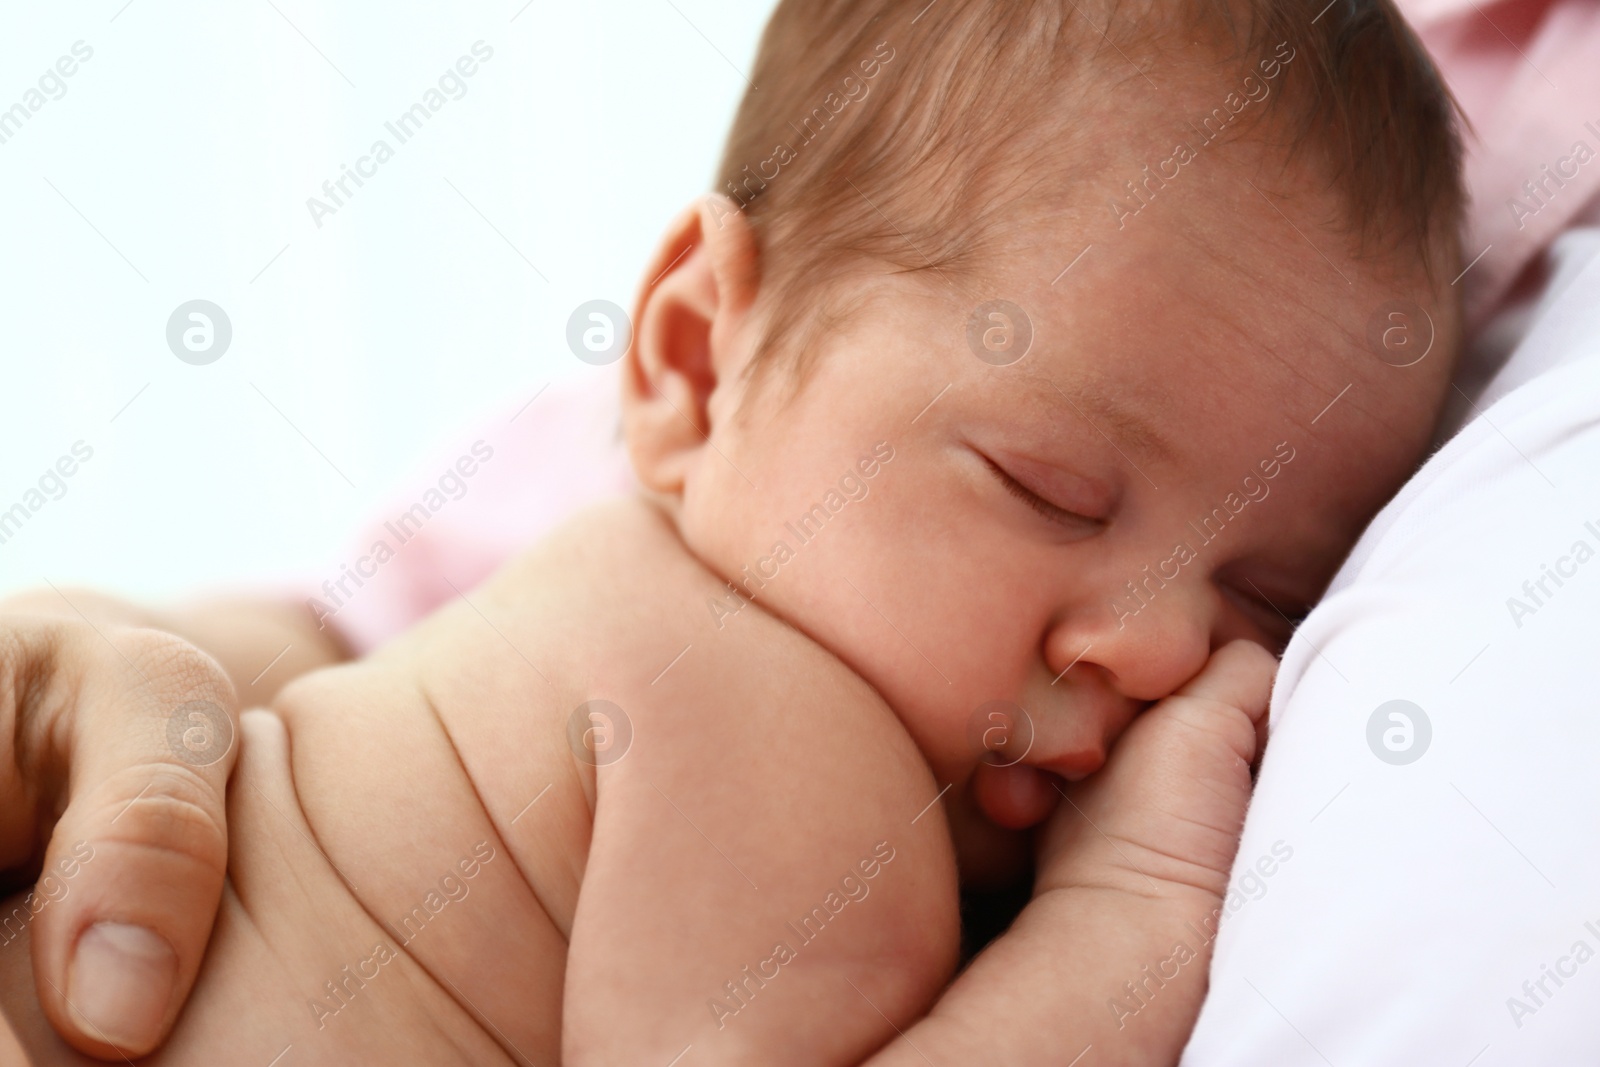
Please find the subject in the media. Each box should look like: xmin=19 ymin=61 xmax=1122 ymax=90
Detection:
xmin=1029 ymin=747 xmax=1107 ymax=782
xmin=971 ymin=738 xmax=1114 ymax=829
xmin=971 ymin=762 xmax=1059 ymax=830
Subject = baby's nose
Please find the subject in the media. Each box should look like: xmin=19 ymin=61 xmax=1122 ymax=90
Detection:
xmin=1044 ymin=588 xmax=1213 ymax=705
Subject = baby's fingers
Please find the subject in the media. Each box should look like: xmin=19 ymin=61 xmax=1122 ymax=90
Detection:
xmin=1174 ymin=638 xmax=1276 ymax=769
xmin=1036 ymin=641 xmax=1276 ymax=895
xmin=1175 ymin=639 xmax=1276 ymax=724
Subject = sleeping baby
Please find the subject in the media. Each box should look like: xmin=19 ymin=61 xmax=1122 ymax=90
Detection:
xmin=0 ymin=0 xmax=1465 ymax=1062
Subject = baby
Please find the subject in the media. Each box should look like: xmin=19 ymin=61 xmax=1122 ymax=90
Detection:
xmin=0 ymin=0 xmax=1464 ymax=1062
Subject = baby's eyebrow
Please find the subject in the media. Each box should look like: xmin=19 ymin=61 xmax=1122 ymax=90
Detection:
xmin=1039 ymin=376 xmax=1173 ymax=464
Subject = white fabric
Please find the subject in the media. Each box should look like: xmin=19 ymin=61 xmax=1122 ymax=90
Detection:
xmin=1183 ymin=225 xmax=1600 ymax=1065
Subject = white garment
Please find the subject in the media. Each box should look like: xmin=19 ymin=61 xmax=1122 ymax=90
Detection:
xmin=1183 ymin=226 xmax=1600 ymax=1066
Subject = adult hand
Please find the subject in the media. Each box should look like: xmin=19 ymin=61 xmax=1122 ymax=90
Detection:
xmin=0 ymin=606 xmax=238 ymax=1060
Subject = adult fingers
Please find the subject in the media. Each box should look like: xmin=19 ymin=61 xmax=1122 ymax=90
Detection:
xmin=0 ymin=621 xmax=238 ymax=1060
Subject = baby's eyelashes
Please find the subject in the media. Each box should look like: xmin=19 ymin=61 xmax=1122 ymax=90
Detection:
xmin=980 ymin=455 xmax=1105 ymax=535
xmin=1223 ymin=577 xmax=1310 ymax=646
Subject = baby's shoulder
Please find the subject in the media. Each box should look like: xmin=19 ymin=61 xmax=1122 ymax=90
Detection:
xmin=478 ymin=495 xmax=895 ymax=718
xmin=471 ymin=495 xmax=938 ymax=808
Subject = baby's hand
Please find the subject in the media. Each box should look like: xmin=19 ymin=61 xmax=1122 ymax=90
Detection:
xmin=1036 ymin=639 xmax=1274 ymax=903
xmin=861 ymin=641 xmax=1276 ymax=1066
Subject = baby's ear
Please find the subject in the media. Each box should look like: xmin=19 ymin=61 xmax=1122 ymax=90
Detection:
xmin=622 ymin=194 xmax=761 ymax=495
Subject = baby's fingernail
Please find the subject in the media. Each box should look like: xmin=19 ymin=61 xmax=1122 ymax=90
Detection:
xmin=67 ymin=922 xmax=176 ymax=1052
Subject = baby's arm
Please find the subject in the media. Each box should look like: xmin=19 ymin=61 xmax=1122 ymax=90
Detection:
xmin=865 ymin=641 xmax=1274 ymax=1066
xmin=562 ymin=587 xmax=960 ymax=1066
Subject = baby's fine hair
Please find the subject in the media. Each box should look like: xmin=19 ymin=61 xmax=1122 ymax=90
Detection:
xmin=714 ymin=0 xmax=1464 ymax=372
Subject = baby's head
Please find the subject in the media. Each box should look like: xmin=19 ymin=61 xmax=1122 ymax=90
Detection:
xmin=620 ymin=0 xmax=1463 ymax=872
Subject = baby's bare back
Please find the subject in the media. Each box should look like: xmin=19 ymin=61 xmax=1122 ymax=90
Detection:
xmin=0 ymin=497 xmax=957 ymax=1065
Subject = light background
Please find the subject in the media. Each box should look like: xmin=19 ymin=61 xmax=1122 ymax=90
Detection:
xmin=0 ymin=0 xmax=774 ymax=602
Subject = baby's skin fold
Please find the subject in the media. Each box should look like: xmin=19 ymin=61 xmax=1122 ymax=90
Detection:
xmin=0 ymin=499 xmax=1269 ymax=1066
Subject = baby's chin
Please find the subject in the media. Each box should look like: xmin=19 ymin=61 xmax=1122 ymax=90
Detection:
xmin=947 ymin=765 xmax=1063 ymax=890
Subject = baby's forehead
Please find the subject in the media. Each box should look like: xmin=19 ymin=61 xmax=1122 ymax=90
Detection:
xmin=977 ymin=206 xmax=1372 ymax=389
xmin=786 ymin=134 xmax=1450 ymax=477
xmin=936 ymin=233 xmax=1441 ymax=470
